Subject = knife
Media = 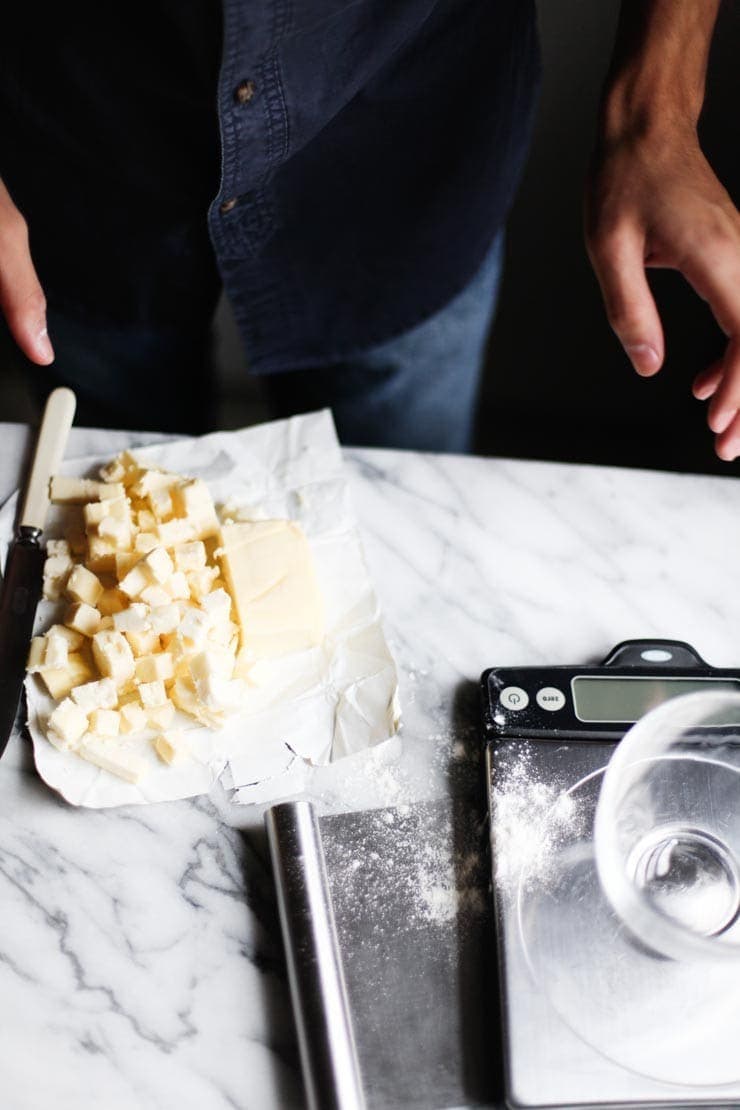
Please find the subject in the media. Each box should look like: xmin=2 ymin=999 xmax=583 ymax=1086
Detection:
xmin=0 ymin=387 xmax=77 ymax=760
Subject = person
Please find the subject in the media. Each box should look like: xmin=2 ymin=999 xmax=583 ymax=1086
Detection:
xmin=0 ymin=1 xmax=738 ymax=458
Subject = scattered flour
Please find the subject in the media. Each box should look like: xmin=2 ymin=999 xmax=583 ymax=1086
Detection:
xmin=492 ymin=743 xmax=584 ymax=891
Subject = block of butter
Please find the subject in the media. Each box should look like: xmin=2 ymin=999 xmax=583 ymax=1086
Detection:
xmin=218 ymin=520 xmax=324 ymax=659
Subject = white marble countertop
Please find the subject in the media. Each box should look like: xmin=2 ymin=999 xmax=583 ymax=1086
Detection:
xmin=2 ymin=421 xmax=740 ymax=1109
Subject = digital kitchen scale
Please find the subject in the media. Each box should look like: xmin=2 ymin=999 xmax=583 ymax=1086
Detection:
xmin=481 ymin=638 xmax=740 ymax=1109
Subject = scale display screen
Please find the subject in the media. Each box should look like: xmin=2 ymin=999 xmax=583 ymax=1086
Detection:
xmin=571 ymin=676 xmax=740 ymax=723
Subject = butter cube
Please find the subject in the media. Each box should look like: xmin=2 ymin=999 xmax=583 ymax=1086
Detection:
xmin=71 ymin=678 xmax=118 ymax=712
xmin=163 ymin=571 xmax=189 ymax=600
xmin=97 ymin=516 xmax=132 ymax=549
xmin=92 ymin=630 xmax=135 ymax=686
xmin=171 ymin=479 xmax=219 ymax=539
xmin=189 ymin=648 xmax=235 ymax=684
xmin=148 ymin=603 xmax=180 ymax=636
xmin=201 ymin=588 xmax=232 ymax=626
xmin=44 ymin=632 xmax=69 ymax=670
xmin=112 ymin=602 xmax=150 ymax=633
xmin=50 ymin=476 xmax=121 ymax=503
xmin=99 ymin=456 xmax=128 ymax=484
xmin=89 ymin=708 xmax=120 ymax=737
xmin=78 ymin=738 xmax=144 ymax=784
xmin=125 ymin=628 xmax=160 ymax=657
xmin=135 ymin=653 xmax=174 ymax=684
xmin=131 ymin=469 xmax=179 ymax=497
xmin=83 ymin=500 xmax=110 ymax=528
xmin=133 ymin=532 xmax=158 ymax=555
xmin=171 ymin=677 xmax=224 ymax=729
xmin=152 ymin=731 xmax=184 ymax=765
xmin=173 ymin=541 xmax=207 ymax=572
xmin=186 ymin=566 xmax=220 ymax=602
xmin=156 ymin=519 xmax=196 ymax=547
xmin=140 ymin=584 xmax=172 ymax=608
xmin=48 ymin=698 xmax=88 ymax=749
xmin=44 ymin=551 xmax=73 ymax=580
xmin=86 ymin=535 xmax=117 ymax=573
xmin=137 ymin=509 xmax=157 ymax=532
xmin=139 ymin=680 xmax=167 ymax=709
xmin=39 ymin=653 xmax=94 ymax=700
xmin=42 ymin=574 xmax=66 ymax=601
xmin=97 ymin=587 xmax=128 ymax=616
xmin=65 ymin=602 xmax=102 ymax=638
xmin=27 ymin=637 xmax=46 ymax=672
xmin=119 ymin=563 xmax=150 ymax=599
xmin=147 ymin=488 xmax=173 ymax=522
xmin=147 ymin=701 xmax=176 ymax=729
xmin=120 ymin=702 xmax=148 ymax=734
xmin=177 ymin=608 xmax=211 ymax=650
xmin=46 ymin=539 xmax=71 ymax=558
xmin=66 ymin=564 xmax=103 ymax=607
xmin=143 ymin=546 xmax=174 ymax=584
xmin=45 ymin=624 xmax=85 ymax=651
xmin=115 ymin=552 xmax=139 ymax=580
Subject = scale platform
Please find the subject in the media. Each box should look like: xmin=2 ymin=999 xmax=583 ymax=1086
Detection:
xmin=483 ymin=639 xmax=740 ymax=1108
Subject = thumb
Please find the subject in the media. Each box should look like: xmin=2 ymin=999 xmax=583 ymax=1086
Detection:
xmin=587 ymin=226 xmax=664 ymax=376
xmin=0 ymin=180 xmax=54 ymax=365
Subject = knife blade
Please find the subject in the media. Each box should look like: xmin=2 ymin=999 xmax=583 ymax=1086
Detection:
xmin=0 ymin=387 xmax=77 ymax=760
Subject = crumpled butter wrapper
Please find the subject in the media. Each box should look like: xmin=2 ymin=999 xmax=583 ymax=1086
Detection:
xmin=0 ymin=410 xmax=400 ymax=808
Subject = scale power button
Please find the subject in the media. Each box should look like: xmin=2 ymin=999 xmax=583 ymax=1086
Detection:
xmin=500 ymin=686 xmax=529 ymax=712
xmin=536 ymin=686 xmax=566 ymax=711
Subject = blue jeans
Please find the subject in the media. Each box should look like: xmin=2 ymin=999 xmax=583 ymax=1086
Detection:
xmin=261 ymin=231 xmax=505 ymax=453
xmin=25 ymin=230 xmax=504 ymax=450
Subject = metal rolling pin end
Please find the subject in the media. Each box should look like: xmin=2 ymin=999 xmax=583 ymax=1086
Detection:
xmin=265 ymin=800 xmax=366 ymax=1110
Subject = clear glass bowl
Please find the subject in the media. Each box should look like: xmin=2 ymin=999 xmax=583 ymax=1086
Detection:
xmin=594 ymin=690 xmax=740 ymax=963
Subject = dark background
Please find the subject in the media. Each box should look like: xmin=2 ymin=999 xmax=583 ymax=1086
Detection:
xmin=2 ymin=0 xmax=739 ymax=476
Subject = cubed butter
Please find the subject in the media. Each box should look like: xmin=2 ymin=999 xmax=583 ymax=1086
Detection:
xmin=78 ymin=738 xmax=144 ymax=784
xmin=139 ymin=680 xmax=167 ymax=709
xmin=92 ymin=630 xmax=135 ymax=685
xmin=173 ymin=541 xmax=206 ymax=572
xmin=120 ymin=702 xmax=148 ymax=734
xmin=119 ymin=563 xmax=150 ymax=599
xmin=147 ymin=701 xmax=176 ymax=729
xmin=71 ymin=678 xmax=118 ymax=712
xmin=143 ymin=546 xmax=174 ymax=584
xmin=48 ymin=698 xmax=88 ymax=749
xmin=97 ymin=587 xmax=128 ymax=616
xmin=152 ymin=730 xmax=185 ymax=764
xmin=38 ymin=653 xmax=94 ymax=700
xmin=135 ymin=653 xmax=174 ymax=684
xmin=89 ymin=708 xmax=120 ymax=737
xmin=65 ymin=602 xmax=102 ymax=638
xmin=66 ymin=564 xmax=103 ymax=607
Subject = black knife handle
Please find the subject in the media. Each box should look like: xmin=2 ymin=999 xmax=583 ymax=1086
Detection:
xmin=0 ymin=535 xmax=45 ymax=760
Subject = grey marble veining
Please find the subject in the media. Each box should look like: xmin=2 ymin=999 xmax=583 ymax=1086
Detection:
xmin=2 ymin=421 xmax=740 ymax=1109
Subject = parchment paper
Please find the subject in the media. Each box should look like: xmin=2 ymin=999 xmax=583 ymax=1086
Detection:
xmin=0 ymin=411 xmax=400 ymax=808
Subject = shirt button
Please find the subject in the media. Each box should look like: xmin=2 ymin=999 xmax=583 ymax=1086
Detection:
xmin=219 ymin=197 xmax=238 ymax=215
xmin=234 ymin=79 xmax=256 ymax=105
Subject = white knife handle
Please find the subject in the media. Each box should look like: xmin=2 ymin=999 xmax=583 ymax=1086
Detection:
xmin=19 ymin=387 xmax=77 ymax=533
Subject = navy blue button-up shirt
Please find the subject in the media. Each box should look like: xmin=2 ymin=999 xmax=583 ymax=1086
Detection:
xmin=1 ymin=0 xmax=539 ymax=374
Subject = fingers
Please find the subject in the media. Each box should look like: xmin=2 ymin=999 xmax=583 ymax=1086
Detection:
xmin=714 ymin=407 xmax=740 ymax=463
xmin=587 ymin=225 xmax=665 ymax=377
xmin=692 ymin=359 xmax=723 ymax=402
xmin=679 ymin=248 xmax=740 ymax=440
xmin=0 ymin=179 xmax=54 ymax=365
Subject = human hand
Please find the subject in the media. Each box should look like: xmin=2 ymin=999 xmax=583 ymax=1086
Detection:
xmin=585 ymin=126 xmax=740 ymax=461
xmin=0 ymin=178 xmax=54 ymax=365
